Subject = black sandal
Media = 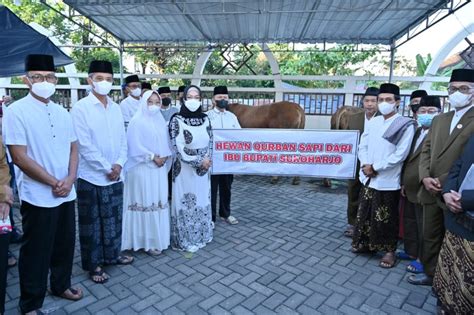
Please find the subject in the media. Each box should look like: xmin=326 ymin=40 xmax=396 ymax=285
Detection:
xmin=89 ymin=269 xmax=109 ymax=284
xmin=117 ymin=255 xmax=134 ymax=265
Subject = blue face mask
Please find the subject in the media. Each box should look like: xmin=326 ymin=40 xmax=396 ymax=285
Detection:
xmin=417 ymin=113 xmax=436 ymax=127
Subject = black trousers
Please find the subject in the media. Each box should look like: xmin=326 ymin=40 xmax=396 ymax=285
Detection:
xmin=403 ymin=198 xmax=423 ymax=258
xmin=211 ymin=175 xmax=233 ymax=222
xmin=19 ymin=200 xmax=75 ymax=313
xmin=0 ymin=233 xmax=9 ymax=314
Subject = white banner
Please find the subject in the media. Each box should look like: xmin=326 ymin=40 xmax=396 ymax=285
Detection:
xmin=211 ymin=129 xmax=359 ymax=179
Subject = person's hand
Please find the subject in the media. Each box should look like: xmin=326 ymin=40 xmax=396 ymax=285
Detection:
xmin=2 ymin=185 xmax=13 ymax=205
xmin=107 ymin=164 xmax=122 ymax=181
xmin=422 ymin=177 xmax=442 ymax=194
xmin=201 ymin=158 xmax=212 ymax=170
xmin=153 ymin=156 xmax=167 ymax=168
xmin=401 ymin=185 xmax=406 ymax=197
xmin=0 ymin=202 xmax=10 ymax=220
xmin=362 ymin=164 xmax=376 ymax=177
xmin=53 ymin=176 xmax=74 ymax=197
xmin=443 ymin=191 xmax=463 ymax=213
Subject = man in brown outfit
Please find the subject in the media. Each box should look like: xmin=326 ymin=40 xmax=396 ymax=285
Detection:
xmin=401 ymin=95 xmax=441 ymax=277
xmin=409 ymin=68 xmax=474 ymax=285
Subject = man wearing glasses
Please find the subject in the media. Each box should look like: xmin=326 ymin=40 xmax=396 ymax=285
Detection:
xmin=412 ymin=69 xmax=474 ymax=286
xmin=3 ymin=54 xmax=83 ymax=314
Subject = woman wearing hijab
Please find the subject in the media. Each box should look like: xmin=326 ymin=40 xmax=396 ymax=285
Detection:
xmin=122 ymin=90 xmax=172 ymax=255
xmin=169 ymin=85 xmax=213 ymax=252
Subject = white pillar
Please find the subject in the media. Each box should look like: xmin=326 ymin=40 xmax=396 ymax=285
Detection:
xmin=420 ymin=22 xmax=474 ymax=90
xmin=191 ymin=49 xmax=214 ymax=86
xmin=259 ymin=43 xmax=283 ymax=102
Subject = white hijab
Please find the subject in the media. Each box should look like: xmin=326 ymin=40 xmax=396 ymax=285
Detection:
xmin=125 ymin=90 xmax=172 ymax=173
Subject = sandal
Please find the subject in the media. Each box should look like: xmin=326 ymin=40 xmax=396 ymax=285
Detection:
xmin=396 ymin=251 xmax=415 ymax=260
xmin=52 ymin=287 xmax=84 ymax=301
xmin=380 ymin=252 xmax=396 ymax=268
xmin=89 ymin=268 xmax=109 ymax=284
xmin=344 ymin=226 xmax=354 ymax=238
xmin=117 ymin=255 xmax=134 ymax=265
xmin=406 ymin=260 xmax=424 ymax=274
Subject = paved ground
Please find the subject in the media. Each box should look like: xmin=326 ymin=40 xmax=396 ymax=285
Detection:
xmin=5 ymin=176 xmax=436 ymax=314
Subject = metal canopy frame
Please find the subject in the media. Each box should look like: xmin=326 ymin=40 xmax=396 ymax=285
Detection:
xmin=38 ymin=0 xmax=472 ymax=84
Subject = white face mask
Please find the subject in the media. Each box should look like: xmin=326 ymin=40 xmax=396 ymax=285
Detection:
xmin=185 ymin=99 xmax=201 ymax=112
xmin=92 ymin=81 xmax=113 ymax=95
xmin=449 ymin=91 xmax=472 ymax=109
xmin=148 ymin=105 xmax=160 ymax=114
xmin=378 ymin=101 xmax=396 ymax=115
xmin=30 ymin=81 xmax=56 ymax=99
xmin=130 ymin=88 xmax=142 ymax=97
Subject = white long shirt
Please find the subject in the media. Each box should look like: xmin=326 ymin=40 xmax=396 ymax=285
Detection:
xmin=206 ymin=107 xmax=241 ymax=129
xmin=358 ymin=114 xmax=415 ymax=191
xmin=3 ymin=94 xmax=77 ymax=207
xmin=450 ymin=104 xmax=474 ymax=134
xmin=120 ymin=95 xmax=140 ymax=126
xmin=71 ymin=93 xmax=127 ymax=186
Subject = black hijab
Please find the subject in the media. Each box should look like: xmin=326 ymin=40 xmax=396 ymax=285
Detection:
xmin=178 ymin=85 xmax=207 ymax=125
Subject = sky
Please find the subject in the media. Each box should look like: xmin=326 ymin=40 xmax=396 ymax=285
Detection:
xmin=396 ymin=2 xmax=473 ymax=64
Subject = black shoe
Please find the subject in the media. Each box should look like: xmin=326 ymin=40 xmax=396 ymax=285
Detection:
xmin=407 ymin=273 xmax=433 ymax=286
xmin=10 ymin=227 xmax=23 ymax=243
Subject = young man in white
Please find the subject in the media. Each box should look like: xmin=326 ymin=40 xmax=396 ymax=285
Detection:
xmin=71 ymin=60 xmax=132 ymax=284
xmin=352 ymin=83 xmax=415 ymax=268
xmin=120 ymin=74 xmax=142 ymax=128
xmin=207 ymin=86 xmax=241 ymax=225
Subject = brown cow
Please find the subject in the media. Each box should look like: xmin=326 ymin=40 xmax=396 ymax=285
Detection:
xmin=228 ymin=101 xmax=305 ymax=185
xmin=330 ymin=105 xmax=364 ymax=130
xmin=321 ymin=105 xmax=364 ymax=187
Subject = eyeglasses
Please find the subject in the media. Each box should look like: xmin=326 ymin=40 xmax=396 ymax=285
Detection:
xmin=128 ymin=84 xmax=140 ymax=89
xmin=448 ymin=85 xmax=473 ymax=94
xmin=28 ymin=74 xmax=57 ymax=83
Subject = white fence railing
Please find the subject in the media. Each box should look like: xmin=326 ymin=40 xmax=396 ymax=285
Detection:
xmin=0 ymin=74 xmax=451 ymax=116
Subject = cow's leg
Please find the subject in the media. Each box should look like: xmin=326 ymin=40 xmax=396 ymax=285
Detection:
xmin=292 ymin=177 xmax=300 ymax=185
xmin=322 ymin=178 xmax=332 ymax=187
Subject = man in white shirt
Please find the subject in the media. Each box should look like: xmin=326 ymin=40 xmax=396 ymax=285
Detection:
xmin=4 ymin=54 xmax=83 ymax=314
xmin=207 ymin=86 xmax=241 ymax=225
xmin=400 ymin=95 xmax=440 ymax=279
xmin=71 ymin=60 xmax=132 ymax=285
xmin=352 ymin=83 xmax=415 ymax=269
xmin=120 ymin=74 xmax=142 ymax=128
xmin=411 ymin=68 xmax=474 ymax=286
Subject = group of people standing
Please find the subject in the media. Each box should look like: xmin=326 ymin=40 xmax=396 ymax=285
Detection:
xmin=0 ymin=54 xmax=240 ymax=315
xmin=342 ymin=69 xmax=474 ymax=314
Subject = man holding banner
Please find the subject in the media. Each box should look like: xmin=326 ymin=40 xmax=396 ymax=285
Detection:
xmin=207 ymin=86 xmax=241 ymax=225
xmin=352 ymin=83 xmax=415 ymax=269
